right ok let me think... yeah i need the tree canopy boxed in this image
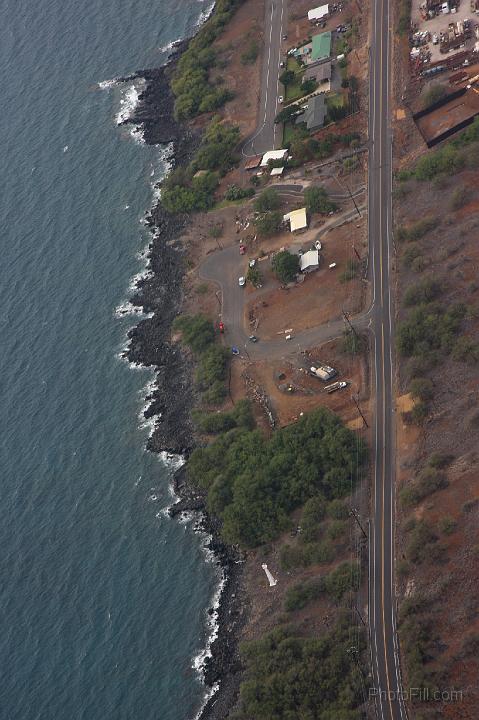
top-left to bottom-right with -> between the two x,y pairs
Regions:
254,210 -> 282,237
234,618 -> 366,720
272,250 -> 299,283
254,188 -> 281,212
304,186 -> 338,215
188,407 -> 366,546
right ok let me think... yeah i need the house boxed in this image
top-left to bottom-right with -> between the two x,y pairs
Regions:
303,59 -> 331,86
283,208 -> 308,232
308,4 -> 329,22
244,154 -> 262,170
260,149 -> 288,167
310,31 -> 332,64
295,95 -> 327,131
300,249 -> 320,273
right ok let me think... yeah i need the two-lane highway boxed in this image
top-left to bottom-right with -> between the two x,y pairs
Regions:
242,0 -> 287,156
368,0 -> 406,717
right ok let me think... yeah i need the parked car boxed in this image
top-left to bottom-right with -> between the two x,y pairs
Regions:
239,244 -> 246,255
249,258 -> 256,267
282,33 -> 287,40
280,61 -> 285,68
249,335 -> 258,343
314,240 -> 322,250
238,276 -> 246,286
278,95 -> 284,103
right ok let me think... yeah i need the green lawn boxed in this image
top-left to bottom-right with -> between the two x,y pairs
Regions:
326,93 -> 346,110
284,56 -> 304,102
283,121 -> 297,146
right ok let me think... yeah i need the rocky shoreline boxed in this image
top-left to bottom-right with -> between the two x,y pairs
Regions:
122,41 -> 246,720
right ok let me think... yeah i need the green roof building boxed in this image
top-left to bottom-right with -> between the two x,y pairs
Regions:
311,31 -> 331,62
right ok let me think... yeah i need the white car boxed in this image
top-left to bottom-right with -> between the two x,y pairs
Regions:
249,258 -> 256,267
314,240 -> 322,250
278,95 -> 284,104
238,276 -> 246,287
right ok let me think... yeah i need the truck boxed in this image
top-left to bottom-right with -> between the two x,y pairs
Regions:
324,381 -> 348,393
310,365 -> 337,381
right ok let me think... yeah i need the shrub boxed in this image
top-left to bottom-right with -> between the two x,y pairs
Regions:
300,495 -> 327,543
254,188 -> 280,212
196,400 -> 255,434
328,499 -> 349,520
449,185 -> 468,211
324,562 -> 359,602
342,329 -> 366,356
272,250 -> 300,283
327,519 -> 346,540
340,259 -> 359,282
452,336 -> 479,363
284,578 -> 325,611
439,515 -> 457,535
224,184 -> 255,201
397,302 -> 466,358
174,314 -> 215,353
208,223 -> 223,238
191,117 -> 241,175
403,277 -> 441,307
240,38 -> 259,65
428,452 -> 454,469
237,619 -> 365,720
406,520 -> 439,563
196,345 -> 229,389
402,243 -> 422,269
246,266 -> 262,286
409,377 -> 434,403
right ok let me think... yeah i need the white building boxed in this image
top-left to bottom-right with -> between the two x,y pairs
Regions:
283,208 -> 308,232
260,149 -> 288,167
300,249 -> 320,273
308,4 -> 329,22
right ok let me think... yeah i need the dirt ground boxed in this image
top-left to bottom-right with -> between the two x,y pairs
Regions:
244,215 -> 367,339
393,163 -> 479,717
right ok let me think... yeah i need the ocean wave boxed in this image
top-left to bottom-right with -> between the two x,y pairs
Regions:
159,38 -> 182,56
97,77 -> 120,90
114,300 -> 153,319
192,565 -> 226,676
116,79 -> 145,125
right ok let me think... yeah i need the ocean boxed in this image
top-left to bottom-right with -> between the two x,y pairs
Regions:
0,1 -> 219,719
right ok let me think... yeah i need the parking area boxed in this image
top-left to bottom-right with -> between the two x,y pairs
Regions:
411,0 -> 479,64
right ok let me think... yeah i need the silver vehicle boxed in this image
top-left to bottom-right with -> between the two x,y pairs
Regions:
238,276 -> 246,287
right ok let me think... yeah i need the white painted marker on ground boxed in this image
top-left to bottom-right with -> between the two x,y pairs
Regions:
262,563 -> 277,587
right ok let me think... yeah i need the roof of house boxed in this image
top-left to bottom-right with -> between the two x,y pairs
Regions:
308,4 -> 329,20
295,94 -> 326,131
300,249 -> 320,271
270,166 -> 285,176
283,208 -> 308,232
311,31 -> 331,61
303,60 -> 331,83
260,149 -> 288,167
244,154 -> 262,170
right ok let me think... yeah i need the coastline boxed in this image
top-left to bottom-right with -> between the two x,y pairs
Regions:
121,35 -> 247,720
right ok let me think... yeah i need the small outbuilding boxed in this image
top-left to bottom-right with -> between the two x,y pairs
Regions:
270,166 -> 285,176
244,154 -> 262,170
300,249 -> 320,273
283,208 -> 308,233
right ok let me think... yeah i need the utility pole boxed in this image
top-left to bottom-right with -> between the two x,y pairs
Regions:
349,508 -> 368,541
353,605 -> 367,627
215,290 -> 222,308
342,310 -> 357,337
352,244 -> 362,262
351,394 -> 369,428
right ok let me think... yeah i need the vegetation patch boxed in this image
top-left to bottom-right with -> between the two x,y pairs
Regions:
188,407 -> 366,546
234,618 -> 366,720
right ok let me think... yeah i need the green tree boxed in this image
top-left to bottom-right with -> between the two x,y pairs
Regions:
254,188 -> 280,212
272,250 -> 299,283
279,69 -> 296,86
254,210 -> 282,237
304,186 -> 338,214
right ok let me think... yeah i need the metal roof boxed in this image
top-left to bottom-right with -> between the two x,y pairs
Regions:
300,249 -> 319,271
283,208 -> 308,232
311,31 -> 331,61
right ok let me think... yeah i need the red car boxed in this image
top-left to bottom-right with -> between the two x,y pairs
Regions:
218,322 -> 225,334
239,244 -> 246,255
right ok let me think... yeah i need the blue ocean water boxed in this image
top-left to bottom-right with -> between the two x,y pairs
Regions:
0,1 -> 218,719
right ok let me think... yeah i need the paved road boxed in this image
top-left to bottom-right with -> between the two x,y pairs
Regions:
242,0 -> 287,156
368,0 -> 407,717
